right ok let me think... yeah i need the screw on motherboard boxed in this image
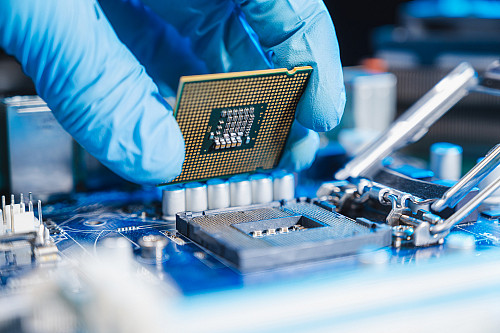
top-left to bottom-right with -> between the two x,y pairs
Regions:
139,235 -> 168,261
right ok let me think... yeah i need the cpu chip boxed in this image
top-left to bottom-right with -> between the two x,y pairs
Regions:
166,67 -> 312,184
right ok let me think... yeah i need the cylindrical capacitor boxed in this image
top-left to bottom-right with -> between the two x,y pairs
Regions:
250,174 -> 273,204
102,237 -> 134,264
272,171 -> 295,201
185,182 -> 208,212
207,179 -> 230,210
229,176 -> 252,207
430,142 -> 463,181
162,185 -> 185,218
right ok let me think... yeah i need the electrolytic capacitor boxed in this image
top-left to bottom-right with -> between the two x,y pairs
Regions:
229,176 -> 252,207
207,179 -> 230,209
430,142 -> 463,181
162,185 -> 186,219
250,174 -> 273,204
272,171 -> 295,201
185,182 -> 208,212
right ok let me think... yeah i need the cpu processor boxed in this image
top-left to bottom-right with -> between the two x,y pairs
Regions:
166,67 -> 312,184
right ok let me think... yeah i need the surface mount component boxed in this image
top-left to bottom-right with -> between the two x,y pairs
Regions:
176,199 -> 391,271
166,67 -> 312,184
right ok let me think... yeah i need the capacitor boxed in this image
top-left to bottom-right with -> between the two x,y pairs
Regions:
162,185 -> 186,218
229,176 -> 252,207
250,174 -> 273,204
101,237 -> 134,264
185,182 -> 208,212
430,142 -> 463,181
207,179 -> 230,209
272,171 -> 295,201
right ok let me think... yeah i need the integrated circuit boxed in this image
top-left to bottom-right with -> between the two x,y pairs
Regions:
176,199 -> 392,271
201,104 -> 264,154
166,67 -> 312,184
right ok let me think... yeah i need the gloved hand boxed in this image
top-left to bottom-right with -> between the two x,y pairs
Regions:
279,122 -> 321,172
0,0 -> 345,185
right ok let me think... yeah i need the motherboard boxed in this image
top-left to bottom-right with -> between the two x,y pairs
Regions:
2,63 -> 500,332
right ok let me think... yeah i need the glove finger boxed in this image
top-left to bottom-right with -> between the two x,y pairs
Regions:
98,0 -> 208,96
0,0 -> 184,184
279,121 -> 320,172
139,0 -> 272,73
237,0 -> 346,132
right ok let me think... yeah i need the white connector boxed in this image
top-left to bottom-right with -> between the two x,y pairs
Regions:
1,193 -> 41,235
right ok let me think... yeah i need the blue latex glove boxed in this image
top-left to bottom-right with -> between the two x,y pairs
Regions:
0,0 -> 345,184
279,122 -> 321,171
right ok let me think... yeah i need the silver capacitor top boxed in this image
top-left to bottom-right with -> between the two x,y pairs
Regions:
229,176 -> 252,207
207,179 -> 230,209
162,185 -> 186,219
185,182 -> 208,212
250,174 -> 273,204
430,142 -> 463,181
272,171 -> 295,201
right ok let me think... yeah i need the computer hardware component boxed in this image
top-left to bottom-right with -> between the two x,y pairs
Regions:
184,183 -> 208,212
162,173 -> 296,218
138,234 -> 168,261
206,179 -> 230,210
176,199 -> 392,271
229,175 -> 252,206
0,96 -> 129,197
272,171 -> 295,201
162,185 -> 185,219
318,145 -> 500,247
250,174 -> 273,204
0,96 -> 74,197
430,142 -> 463,181
166,67 -> 312,184
336,61 -> 500,182
0,193 -> 57,265
335,62 -> 478,181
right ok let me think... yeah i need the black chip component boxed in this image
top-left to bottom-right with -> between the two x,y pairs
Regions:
481,210 -> 500,220
176,199 -> 392,271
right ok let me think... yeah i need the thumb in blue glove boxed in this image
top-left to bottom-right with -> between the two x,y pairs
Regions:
236,0 -> 346,132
